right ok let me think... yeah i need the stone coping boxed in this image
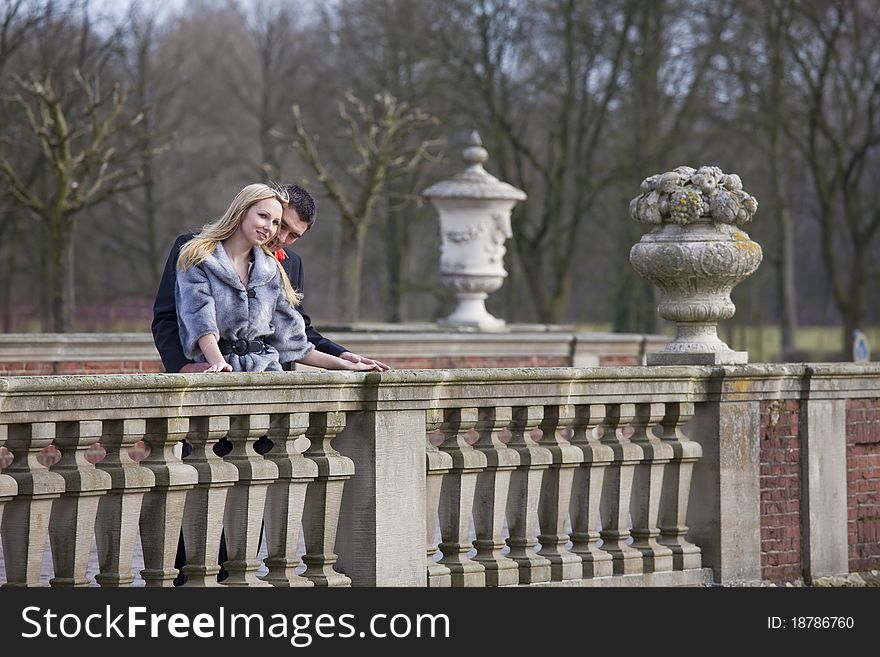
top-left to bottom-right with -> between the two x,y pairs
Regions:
0,329 -> 670,362
1,363 -> 878,424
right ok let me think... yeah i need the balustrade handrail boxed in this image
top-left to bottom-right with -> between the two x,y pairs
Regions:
1,363 -> 878,588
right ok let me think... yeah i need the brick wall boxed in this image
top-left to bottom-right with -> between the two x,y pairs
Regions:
598,355 -> 641,367
846,398 -> 880,573
759,399 -> 803,582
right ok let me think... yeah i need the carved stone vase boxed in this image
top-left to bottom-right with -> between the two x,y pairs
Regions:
628,166 -> 763,365
421,131 -> 526,331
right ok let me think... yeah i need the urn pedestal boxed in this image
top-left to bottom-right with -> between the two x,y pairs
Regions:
422,132 -> 526,332
628,166 -> 762,366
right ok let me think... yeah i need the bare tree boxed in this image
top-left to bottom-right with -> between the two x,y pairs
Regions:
784,1 -> 880,354
762,0 -> 799,353
290,90 -> 439,320
430,0 -> 637,324
0,72 -> 142,331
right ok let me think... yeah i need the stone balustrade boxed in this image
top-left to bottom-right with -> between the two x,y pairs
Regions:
0,363 -> 878,587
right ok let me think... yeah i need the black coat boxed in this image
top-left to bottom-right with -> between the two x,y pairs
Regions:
152,233 -> 346,373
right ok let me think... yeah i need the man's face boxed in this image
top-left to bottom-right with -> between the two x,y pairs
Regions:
270,208 -> 310,249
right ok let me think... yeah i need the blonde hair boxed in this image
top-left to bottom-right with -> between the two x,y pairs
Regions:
177,183 -> 302,306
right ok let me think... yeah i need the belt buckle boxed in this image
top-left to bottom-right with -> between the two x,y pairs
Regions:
232,338 -> 250,355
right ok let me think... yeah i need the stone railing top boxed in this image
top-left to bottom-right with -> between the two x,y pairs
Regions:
421,131 -> 526,201
0,332 -> 160,361
630,165 -> 758,226
1,364 -> 879,425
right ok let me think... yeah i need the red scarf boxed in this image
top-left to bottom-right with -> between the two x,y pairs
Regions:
274,248 -> 287,262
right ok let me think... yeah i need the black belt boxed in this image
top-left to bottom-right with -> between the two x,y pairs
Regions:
217,337 -> 268,356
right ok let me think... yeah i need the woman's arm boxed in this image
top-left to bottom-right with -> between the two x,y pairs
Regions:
197,334 -> 232,372
297,349 -> 381,371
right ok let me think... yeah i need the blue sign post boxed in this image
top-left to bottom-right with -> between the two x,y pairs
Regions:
853,330 -> 870,364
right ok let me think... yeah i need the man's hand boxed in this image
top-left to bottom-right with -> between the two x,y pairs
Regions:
179,362 -> 211,373
339,351 -> 391,371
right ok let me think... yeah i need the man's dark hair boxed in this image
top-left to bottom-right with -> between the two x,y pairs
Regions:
280,183 -> 317,225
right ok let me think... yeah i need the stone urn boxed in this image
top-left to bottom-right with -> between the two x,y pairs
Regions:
421,131 -> 526,331
629,166 -> 763,365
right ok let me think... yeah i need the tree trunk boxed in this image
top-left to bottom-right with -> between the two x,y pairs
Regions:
767,3 -> 798,353
841,251 -> 866,359
61,218 -> 76,332
338,220 -> 366,322
770,135 -> 798,353
385,206 -> 405,323
47,216 -> 64,332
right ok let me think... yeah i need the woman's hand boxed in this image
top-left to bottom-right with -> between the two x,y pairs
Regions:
205,361 -> 232,373
343,359 -> 382,372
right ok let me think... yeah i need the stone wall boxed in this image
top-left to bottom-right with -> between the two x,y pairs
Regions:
0,329 -> 666,374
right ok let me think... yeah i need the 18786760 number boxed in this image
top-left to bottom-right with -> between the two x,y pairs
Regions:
768,616 -> 854,629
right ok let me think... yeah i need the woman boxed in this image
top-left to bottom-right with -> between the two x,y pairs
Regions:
175,183 -> 378,373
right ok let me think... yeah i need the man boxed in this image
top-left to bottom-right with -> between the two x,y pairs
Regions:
152,182 -> 388,585
152,183 -> 390,373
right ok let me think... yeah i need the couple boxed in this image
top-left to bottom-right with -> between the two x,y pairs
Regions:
152,182 -> 388,374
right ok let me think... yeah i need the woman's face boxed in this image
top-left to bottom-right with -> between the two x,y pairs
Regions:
238,198 -> 283,247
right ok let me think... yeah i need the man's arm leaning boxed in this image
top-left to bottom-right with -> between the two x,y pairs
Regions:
152,234 -> 197,373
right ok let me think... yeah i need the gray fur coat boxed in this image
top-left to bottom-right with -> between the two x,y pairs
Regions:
175,243 -> 314,371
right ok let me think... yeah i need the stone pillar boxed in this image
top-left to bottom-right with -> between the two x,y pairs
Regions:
421,131 -> 526,331
0,423 -> 65,586
800,368 -> 849,579
628,403 -> 674,573
0,428 -> 16,555
335,408 -> 425,586
689,392 -> 762,585
425,410 -> 453,587
629,166 -> 762,365
139,417 -> 198,587
180,415 -> 238,587
301,411 -> 353,587
657,402 -> 703,570
536,404 -> 583,581
568,404 -> 614,578
505,406 -> 552,584
221,414 -> 277,587
471,406 -> 520,586
94,419 -> 155,587
598,404 -> 645,575
262,412 -> 318,587
48,420 -> 112,586
435,407 -> 487,587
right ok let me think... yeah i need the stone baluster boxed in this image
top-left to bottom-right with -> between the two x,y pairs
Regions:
0,428 -> 19,563
629,403 -> 674,573
436,407 -> 487,587
536,404 -> 583,581
0,423 -> 65,586
48,421 -> 112,586
301,411 -> 353,586
598,404 -> 645,575
425,409 -> 453,587
569,404 -> 615,578
262,412 -> 318,587
180,416 -> 238,586
94,419 -> 155,587
471,406 -> 519,586
138,417 -> 198,587
221,414 -> 277,587
657,402 -> 703,570
505,406 -> 552,584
